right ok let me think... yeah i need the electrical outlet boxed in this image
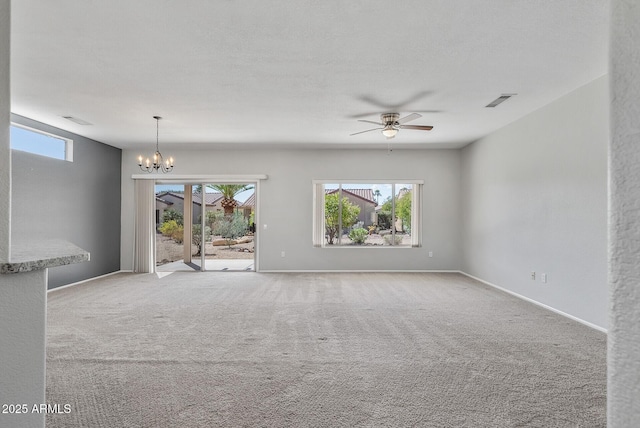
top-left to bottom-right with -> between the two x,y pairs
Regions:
428,251 -> 433,258
541,273 -> 547,283
281,251 -> 285,258
531,271 -> 536,280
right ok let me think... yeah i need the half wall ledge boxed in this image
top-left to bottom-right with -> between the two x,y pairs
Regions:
1,240 -> 90,274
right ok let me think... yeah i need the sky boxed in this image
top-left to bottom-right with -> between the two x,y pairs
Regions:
10,125 -> 67,160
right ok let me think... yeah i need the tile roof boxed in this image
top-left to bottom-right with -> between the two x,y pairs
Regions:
240,193 -> 255,208
325,188 -> 376,204
192,192 -> 223,206
156,191 -> 223,206
155,196 -> 174,205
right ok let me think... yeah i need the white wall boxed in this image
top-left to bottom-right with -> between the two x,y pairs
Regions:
0,0 -> 10,261
609,0 -> 640,424
121,149 -> 462,272
460,76 -> 609,329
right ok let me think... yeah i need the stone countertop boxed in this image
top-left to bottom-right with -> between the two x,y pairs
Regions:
1,240 -> 90,274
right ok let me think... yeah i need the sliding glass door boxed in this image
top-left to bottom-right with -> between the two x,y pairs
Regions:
154,181 -> 256,272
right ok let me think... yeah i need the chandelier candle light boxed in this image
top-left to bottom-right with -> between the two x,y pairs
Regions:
138,116 -> 174,173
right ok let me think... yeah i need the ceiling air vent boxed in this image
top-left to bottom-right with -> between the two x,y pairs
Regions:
62,116 -> 92,125
485,94 -> 516,108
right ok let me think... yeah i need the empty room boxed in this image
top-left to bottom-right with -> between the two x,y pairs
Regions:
1,1 -> 639,427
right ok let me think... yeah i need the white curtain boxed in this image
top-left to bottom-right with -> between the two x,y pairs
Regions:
134,179 -> 155,273
312,183 -> 325,247
411,184 -> 422,247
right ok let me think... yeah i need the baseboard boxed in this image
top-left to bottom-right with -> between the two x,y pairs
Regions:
47,270 -> 126,293
459,271 -> 607,333
258,270 -> 461,273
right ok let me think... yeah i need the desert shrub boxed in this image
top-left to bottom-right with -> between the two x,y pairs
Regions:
162,209 -> 184,225
383,234 -> 404,246
377,211 -> 392,230
213,212 -> 248,247
170,225 -> 184,244
348,227 -> 368,245
203,210 -> 224,230
159,220 -> 180,237
192,224 -> 212,256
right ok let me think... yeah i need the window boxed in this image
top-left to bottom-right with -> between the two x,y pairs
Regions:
313,181 -> 422,247
10,124 -> 73,161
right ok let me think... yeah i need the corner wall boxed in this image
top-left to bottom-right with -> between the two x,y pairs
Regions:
0,0 -> 10,262
11,115 -> 122,288
121,148 -> 462,272
609,0 -> 640,424
460,76 -> 609,329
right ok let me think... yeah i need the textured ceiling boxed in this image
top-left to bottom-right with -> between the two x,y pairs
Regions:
10,1 -> 609,150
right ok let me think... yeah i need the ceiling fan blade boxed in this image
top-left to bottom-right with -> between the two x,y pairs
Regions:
357,119 -> 383,126
399,125 -> 434,131
398,113 -> 422,124
357,91 -> 433,110
358,95 -> 395,110
411,109 -> 442,114
348,112 -> 385,119
350,128 -> 382,136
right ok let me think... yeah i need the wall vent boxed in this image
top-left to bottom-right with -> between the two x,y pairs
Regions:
485,94 -> 517,108
63,116 -> 92,125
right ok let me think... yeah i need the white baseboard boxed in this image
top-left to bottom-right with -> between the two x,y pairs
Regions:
258,270 -> 460,273
47,270 -> 126,293
459,271 -> 607,333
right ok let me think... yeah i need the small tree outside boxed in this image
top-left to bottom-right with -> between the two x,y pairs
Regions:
378,197 -> 393,230
378,192 -> 411,232
325,193 -> 360,245
192,224 -> 212,256
395,190 -> 412,232
373,189 -> 382,205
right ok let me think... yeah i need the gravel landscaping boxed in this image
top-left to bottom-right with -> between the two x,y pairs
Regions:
156,234 -> 254,265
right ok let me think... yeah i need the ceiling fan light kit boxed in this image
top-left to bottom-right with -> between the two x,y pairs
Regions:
351,112 -> 433,139
382,126 -> 398,138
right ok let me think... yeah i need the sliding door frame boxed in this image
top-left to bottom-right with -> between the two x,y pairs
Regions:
134,174 -> 267,272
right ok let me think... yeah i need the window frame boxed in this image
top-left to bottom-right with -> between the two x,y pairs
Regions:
10,123 -> 73,162
312,180 -> 423,248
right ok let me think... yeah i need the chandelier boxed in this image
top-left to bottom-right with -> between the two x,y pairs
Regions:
138,116 -> 174,173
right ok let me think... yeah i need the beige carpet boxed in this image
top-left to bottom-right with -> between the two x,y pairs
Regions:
45,272 -> 606,427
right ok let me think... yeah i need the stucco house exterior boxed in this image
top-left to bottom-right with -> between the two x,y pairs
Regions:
156,191 -> 225,225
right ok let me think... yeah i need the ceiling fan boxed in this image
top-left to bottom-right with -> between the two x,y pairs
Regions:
350,113 -> 433,139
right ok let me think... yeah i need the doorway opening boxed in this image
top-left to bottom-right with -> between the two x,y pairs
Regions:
154,182 -> 256,272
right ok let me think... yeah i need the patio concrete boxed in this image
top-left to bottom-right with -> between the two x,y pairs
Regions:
156,258 -> 254,272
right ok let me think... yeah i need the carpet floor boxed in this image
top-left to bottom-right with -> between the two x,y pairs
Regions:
45,272 -> 606,427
